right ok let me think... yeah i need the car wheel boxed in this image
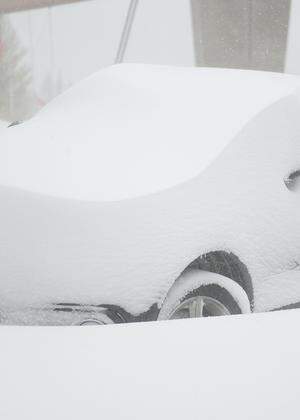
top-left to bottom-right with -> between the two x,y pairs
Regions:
158,269 -> 251,320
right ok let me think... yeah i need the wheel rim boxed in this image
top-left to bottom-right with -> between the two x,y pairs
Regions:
169,296 -> 230,320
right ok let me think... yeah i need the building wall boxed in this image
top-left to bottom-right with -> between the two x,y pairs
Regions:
285,0 -> 300,74
191,0 -> 291,72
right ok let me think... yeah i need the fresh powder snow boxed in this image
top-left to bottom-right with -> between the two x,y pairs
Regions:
0,310 -> 300,419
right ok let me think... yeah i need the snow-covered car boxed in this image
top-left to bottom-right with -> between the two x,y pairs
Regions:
0,64 -> 299,325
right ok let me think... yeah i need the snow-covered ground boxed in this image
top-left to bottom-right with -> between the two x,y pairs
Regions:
0,310 -> 300,419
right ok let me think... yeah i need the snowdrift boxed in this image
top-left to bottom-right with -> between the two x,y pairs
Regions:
0,310 -> 300,419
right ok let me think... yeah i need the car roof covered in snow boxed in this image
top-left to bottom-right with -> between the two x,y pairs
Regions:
0,64 -> 300,202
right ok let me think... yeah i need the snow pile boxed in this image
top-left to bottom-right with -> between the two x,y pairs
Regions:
0,310 -> 300,419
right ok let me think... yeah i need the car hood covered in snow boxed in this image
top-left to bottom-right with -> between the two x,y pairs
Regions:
0,64 -> 300,201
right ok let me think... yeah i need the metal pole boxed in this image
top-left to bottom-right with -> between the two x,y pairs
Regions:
115,0 -> 139,64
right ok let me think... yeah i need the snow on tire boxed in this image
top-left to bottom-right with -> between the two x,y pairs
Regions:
158,270 -> 251,320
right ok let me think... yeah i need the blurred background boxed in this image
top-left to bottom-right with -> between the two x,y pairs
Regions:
0,0 -> 300,125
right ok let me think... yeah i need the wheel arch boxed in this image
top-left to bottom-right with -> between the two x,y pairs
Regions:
173,250 -> 254,311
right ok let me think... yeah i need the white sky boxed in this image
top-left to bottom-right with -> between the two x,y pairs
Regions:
7,0 -> 300,103
9,0 -> 194,100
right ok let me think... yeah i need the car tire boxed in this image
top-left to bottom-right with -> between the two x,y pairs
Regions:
158,269 -> 251,320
